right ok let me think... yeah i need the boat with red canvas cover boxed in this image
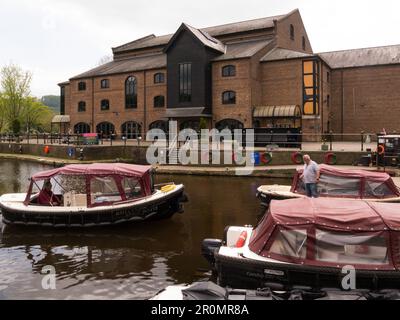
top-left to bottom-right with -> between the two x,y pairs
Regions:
0,163 -> 188,227
257,164 -> 400,208
202,198 -> 400,290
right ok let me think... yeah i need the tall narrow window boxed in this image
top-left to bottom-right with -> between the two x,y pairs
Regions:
179,63 -> 192,103
78,101 -> 86,112
154,73 -> 165,84
222,65 -> 236,77
60,86 -> 65,115
290,24 -> 295,40
303,60 -> 320,115
222,91 -> 236,105
78,81 -> 86,91
154,95 -> 165,108
101,99 -> 110,111
125,76 -> 137,109
327,95 -> 330,108
101,79 -> 109,89
302,36 -> 306,50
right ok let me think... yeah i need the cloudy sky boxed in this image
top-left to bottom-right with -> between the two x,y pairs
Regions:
1,0 -> 399,97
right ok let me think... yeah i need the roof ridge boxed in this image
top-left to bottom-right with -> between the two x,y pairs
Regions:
112,34 -> 156,50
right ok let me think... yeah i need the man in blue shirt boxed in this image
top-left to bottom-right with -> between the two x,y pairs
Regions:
300,155 -> 320,198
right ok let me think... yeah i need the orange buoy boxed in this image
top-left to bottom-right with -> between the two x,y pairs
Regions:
235,231 -> 248,248
44,146 -> 50,154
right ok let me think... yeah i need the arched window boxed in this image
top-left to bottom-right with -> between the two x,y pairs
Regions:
149,120 -> 168,132
302,36 -> 306,50
96,122 -> 115,139
101,79 -> 109,89
101,99 -> 110,111
154,73 -> 165,84
222,65 -> 236,77
222,91 -> 236,105
216,119 -> 244,131
125,76 -> 137,109
78,81 -> 86,91
74,123 -> 91,134
290,24 -> 295,40
154,95 -> 165,108
180,120 -> 200,132
121,121 -> 142,139
78,101 -> 86,112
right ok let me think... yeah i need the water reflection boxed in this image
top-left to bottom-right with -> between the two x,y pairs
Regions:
0,160 -> 291,299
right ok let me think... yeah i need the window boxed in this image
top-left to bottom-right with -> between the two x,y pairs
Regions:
364,181 -> 396,198
60,86 -> 65,115
125,76 -> 137,108
149,120 -> 168,132
101,79 -> 109,89
216,119 -> 244,131
96,122 -> 115,138
303,60 -> 320,115
78,101 -> 86,112
327,95 -> 330,108
154,73 -> 165,84
101,99 -> 110,111
222,65 -> 236,77
290,24 -> 295,40
78,82 -> 86,91
90,176 -> 122,205
269,229 -> 308,259
315,230 -> 389,265
179,63 -> 192,103
302,36 -> 306,50
317,174 -> 361,197
154,95 -> 165,108
121,121 -> 141,139
74,123 -> 90,134
122,177 -> 143,200
222,91 -> 236,105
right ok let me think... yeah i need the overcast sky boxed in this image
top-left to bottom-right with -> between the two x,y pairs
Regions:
1,0 -> 399,97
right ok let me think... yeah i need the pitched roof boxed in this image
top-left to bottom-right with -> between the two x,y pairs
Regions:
113,13 -> 287,54
318,44 -> 400,69
164,23 -> 226,54
70,54 -> 166,80
213,39 -> 273,61
260,47 -> 314,62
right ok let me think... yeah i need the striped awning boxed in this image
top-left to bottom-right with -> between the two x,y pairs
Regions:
254,105 -> 301,118
52,115 -> 71,123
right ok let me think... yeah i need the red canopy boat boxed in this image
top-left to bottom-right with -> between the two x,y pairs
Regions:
257,164 -> 400,208
0,163 -> 188,227
203,198 -> 400,290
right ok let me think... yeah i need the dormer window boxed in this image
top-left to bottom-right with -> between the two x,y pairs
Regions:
78,81 -> 86,91
222,65 -> 236,77
290,24 -> 295,41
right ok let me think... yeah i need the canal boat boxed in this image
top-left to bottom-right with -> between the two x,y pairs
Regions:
257,164 -> 400,208
0,163 -> 188,227
202,198 -> 400,290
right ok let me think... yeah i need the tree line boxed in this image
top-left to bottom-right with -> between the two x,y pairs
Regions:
0,64 -> 55,135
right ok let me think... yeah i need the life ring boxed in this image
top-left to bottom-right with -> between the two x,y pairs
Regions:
377,145 -> 385,155
291,152 -> 303,165
161,184 -> 176,193
260,152 -> 273,165
325,152 -> 337,165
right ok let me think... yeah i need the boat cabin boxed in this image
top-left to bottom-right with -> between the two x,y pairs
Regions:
24,163 -> 155,208
249,198 -> 400,270
291,164 -> 400,199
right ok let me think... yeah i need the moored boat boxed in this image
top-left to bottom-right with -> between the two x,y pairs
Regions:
202,198 -> 400,290
257,164 -> 400,208
0,163 -> 188,228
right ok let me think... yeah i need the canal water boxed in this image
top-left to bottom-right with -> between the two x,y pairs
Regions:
0,160 -> 290,300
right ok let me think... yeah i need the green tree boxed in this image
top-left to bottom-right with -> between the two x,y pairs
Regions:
41,95 -> 60,114
0,64 -> 32,134
22,97 -> 54,133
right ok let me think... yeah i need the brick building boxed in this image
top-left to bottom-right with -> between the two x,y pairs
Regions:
59,9 -> 400,140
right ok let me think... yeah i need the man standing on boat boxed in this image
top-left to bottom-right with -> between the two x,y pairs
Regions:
300,155 -> 320,198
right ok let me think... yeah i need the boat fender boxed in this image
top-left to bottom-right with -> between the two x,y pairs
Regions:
324,152 -> 337,165
235,231 -> 248,248
260,152 -> 273,165
161,184 -> 176,193
291,152 -> 303,164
